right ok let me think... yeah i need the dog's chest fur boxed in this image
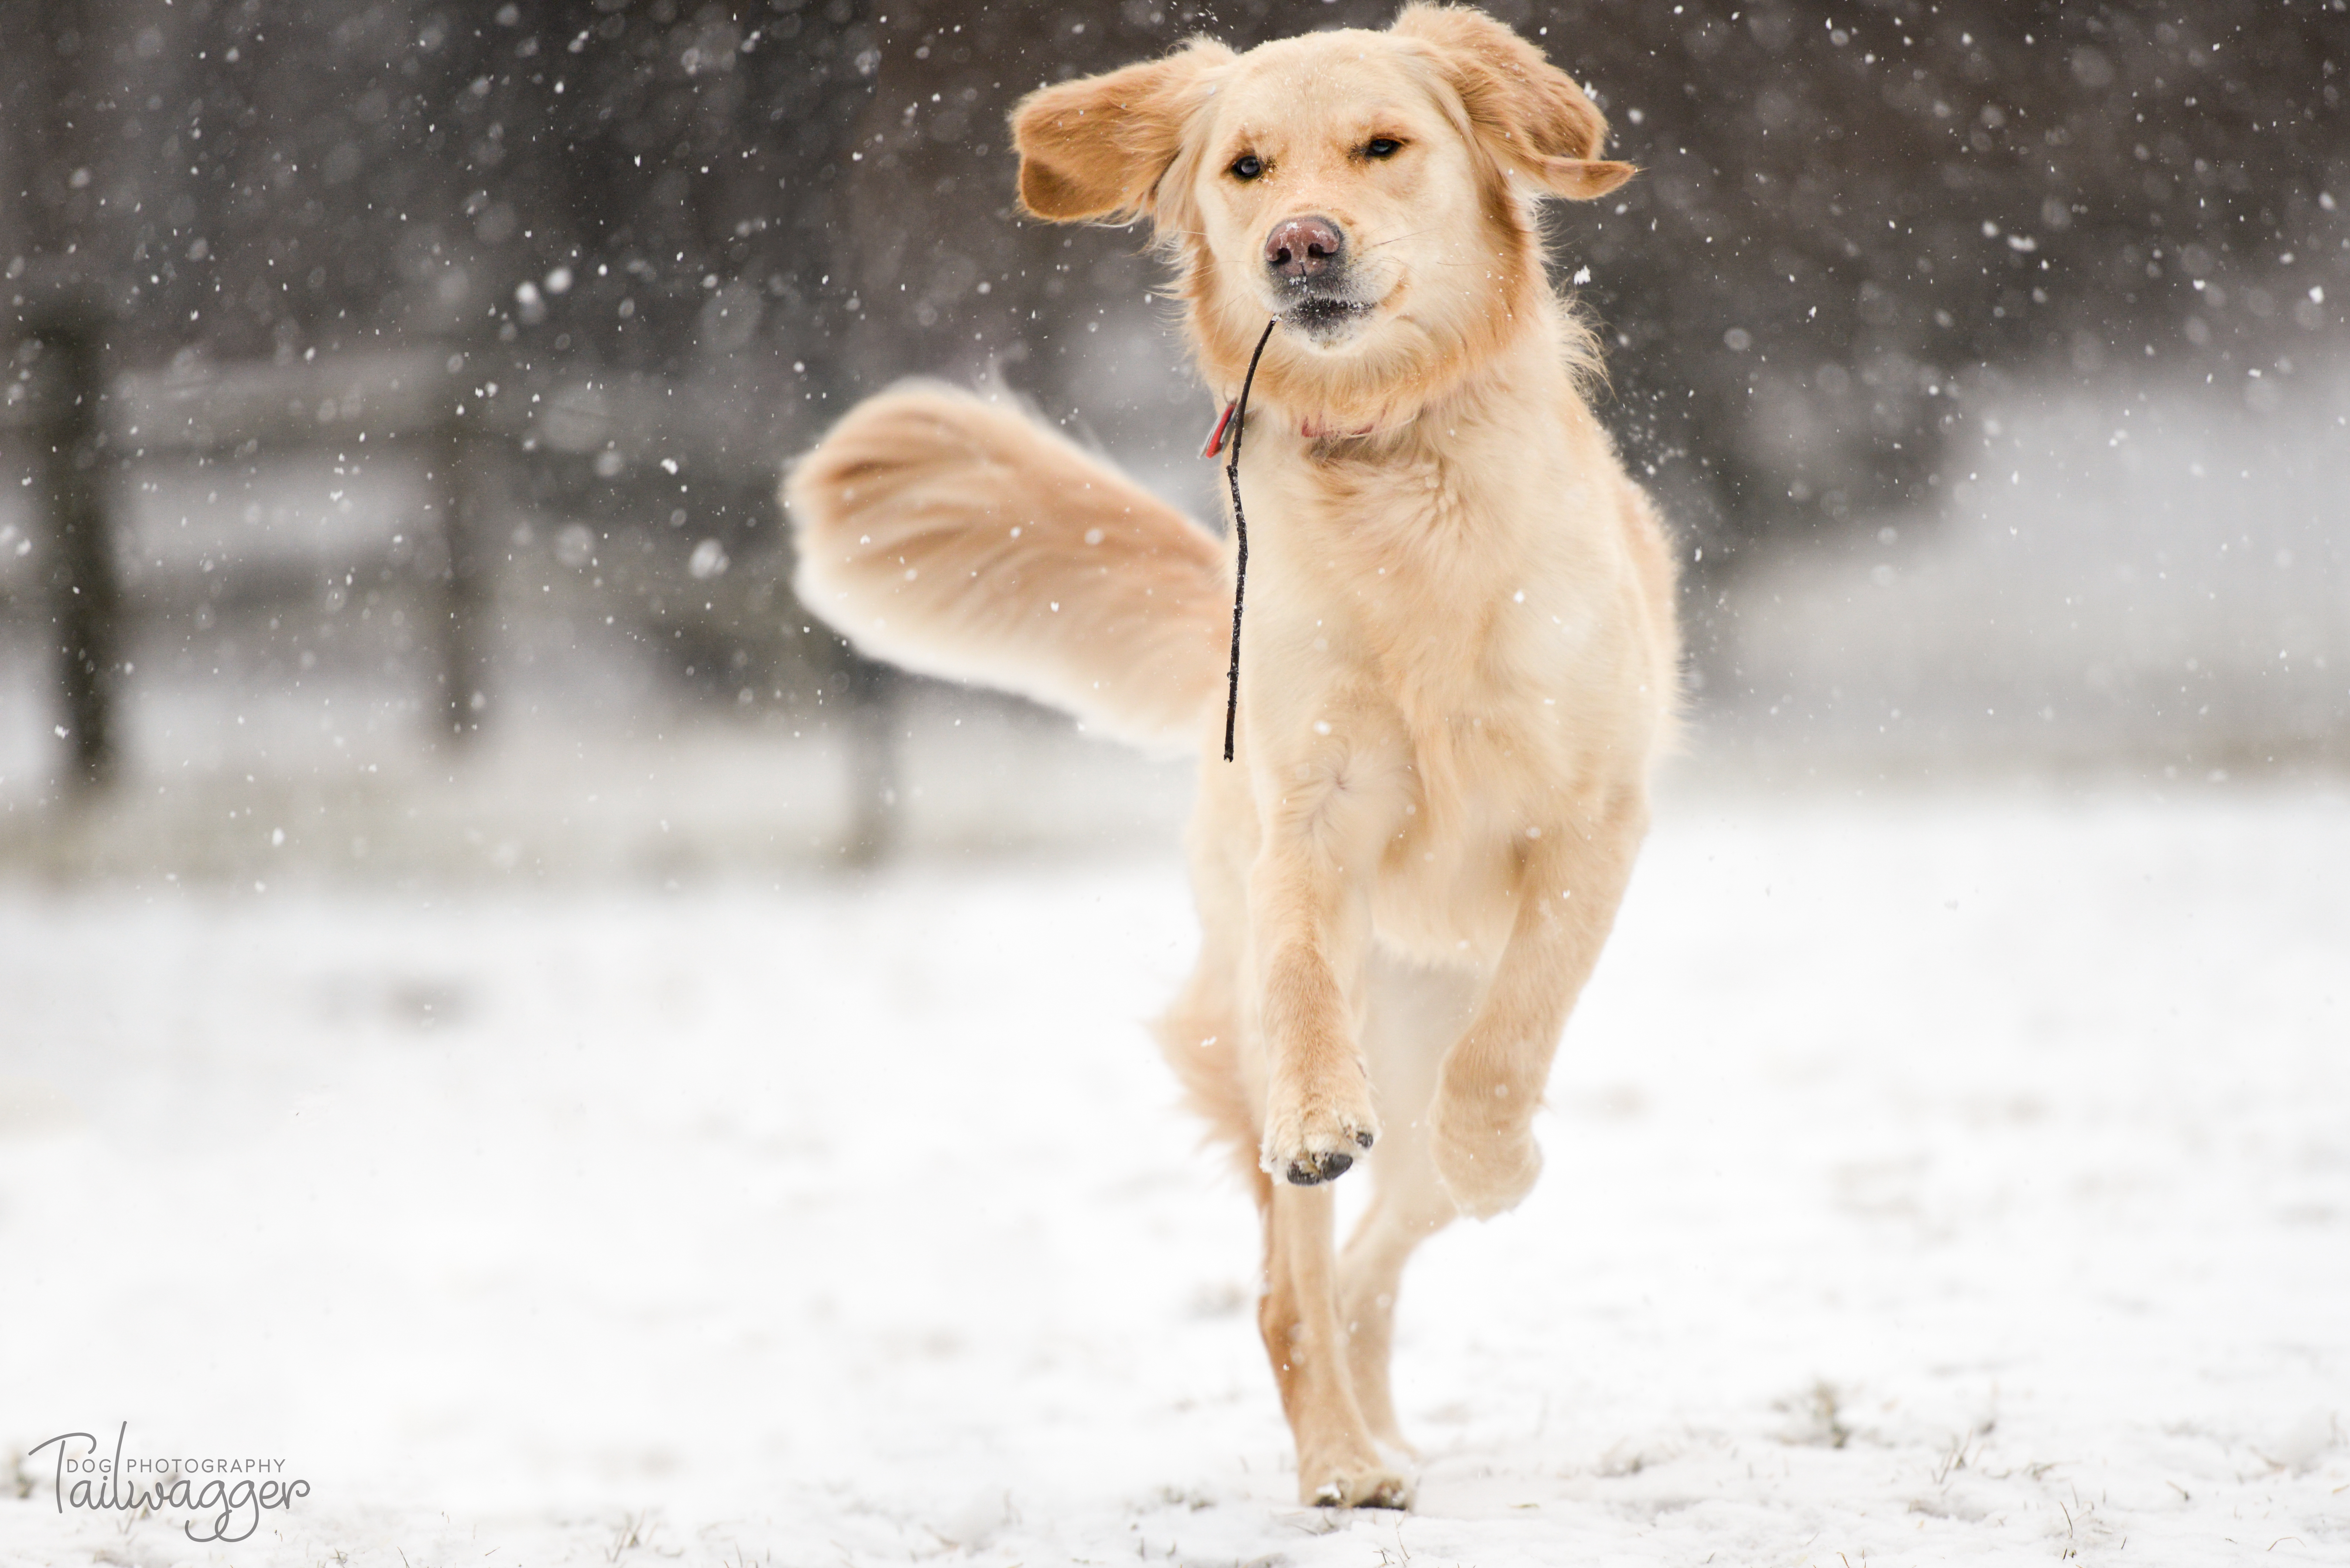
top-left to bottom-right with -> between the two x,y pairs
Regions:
1244,414 -> 1634,963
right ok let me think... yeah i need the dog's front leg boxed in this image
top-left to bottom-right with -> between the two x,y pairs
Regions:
1241,742 -> 1409,1505
1430,789 -> 1650,1218
1248,761 -> 1384,1188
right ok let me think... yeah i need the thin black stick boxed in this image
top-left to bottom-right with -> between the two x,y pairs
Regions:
1222,318 -> 1278,762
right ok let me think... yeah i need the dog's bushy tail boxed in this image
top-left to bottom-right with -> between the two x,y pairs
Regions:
785,382 -> 1228,750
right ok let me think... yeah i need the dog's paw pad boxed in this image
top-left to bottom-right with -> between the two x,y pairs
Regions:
1262,1088 -> 1379,1187
1283,1149 -> 1353,1186
1262,1115 -> 1376,1187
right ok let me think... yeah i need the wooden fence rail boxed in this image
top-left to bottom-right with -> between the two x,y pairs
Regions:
3,332 -> 897,853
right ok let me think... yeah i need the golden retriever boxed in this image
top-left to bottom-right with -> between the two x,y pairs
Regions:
785,3 -> 1678,1509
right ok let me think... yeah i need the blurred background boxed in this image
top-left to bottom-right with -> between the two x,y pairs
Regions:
0,0 -> 2342,875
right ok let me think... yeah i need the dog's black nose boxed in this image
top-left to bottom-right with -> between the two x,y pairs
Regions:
1264,215 -> 1344,282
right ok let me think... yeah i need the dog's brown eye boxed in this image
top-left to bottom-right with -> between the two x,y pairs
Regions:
1365,138 -> 1402,159
1230,153 -> 1264,181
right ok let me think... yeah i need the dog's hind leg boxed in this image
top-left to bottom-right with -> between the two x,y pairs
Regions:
1338,955 -> 1477,1453
1155,783 -> 1263,1186
1260,1178 -> 1413,1508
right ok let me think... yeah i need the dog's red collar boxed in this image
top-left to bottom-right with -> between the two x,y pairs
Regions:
1202,401 -> 1239,459
1202,401 -> 1376,457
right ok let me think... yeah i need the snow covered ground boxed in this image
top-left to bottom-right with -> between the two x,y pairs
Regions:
3,781 -> 2347,1565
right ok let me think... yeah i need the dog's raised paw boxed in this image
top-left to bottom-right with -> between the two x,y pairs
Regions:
1261,1097 -> 1378,1187
1282,1149 -> 1353,1185
1431,1115 -> 1542,1218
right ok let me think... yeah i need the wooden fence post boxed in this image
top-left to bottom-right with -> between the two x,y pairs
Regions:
842,656 -> 901,865
29,302 -> 120,793
434,419 -> 491,747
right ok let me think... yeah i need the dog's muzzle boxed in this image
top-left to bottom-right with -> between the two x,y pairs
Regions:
1264,214 -> 1374,339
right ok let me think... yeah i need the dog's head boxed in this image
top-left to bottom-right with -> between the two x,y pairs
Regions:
1011,4 -> 1633,427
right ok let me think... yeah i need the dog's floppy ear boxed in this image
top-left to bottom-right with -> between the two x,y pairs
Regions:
1012,40 -> 1234,224
1391,3 -> 1635,201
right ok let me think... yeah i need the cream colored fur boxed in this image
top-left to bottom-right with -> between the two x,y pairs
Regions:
785,384 -> 1230,750
787,3 -> 1678,1511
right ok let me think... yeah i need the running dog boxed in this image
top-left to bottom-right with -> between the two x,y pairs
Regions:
786,3 -> 1677,1509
